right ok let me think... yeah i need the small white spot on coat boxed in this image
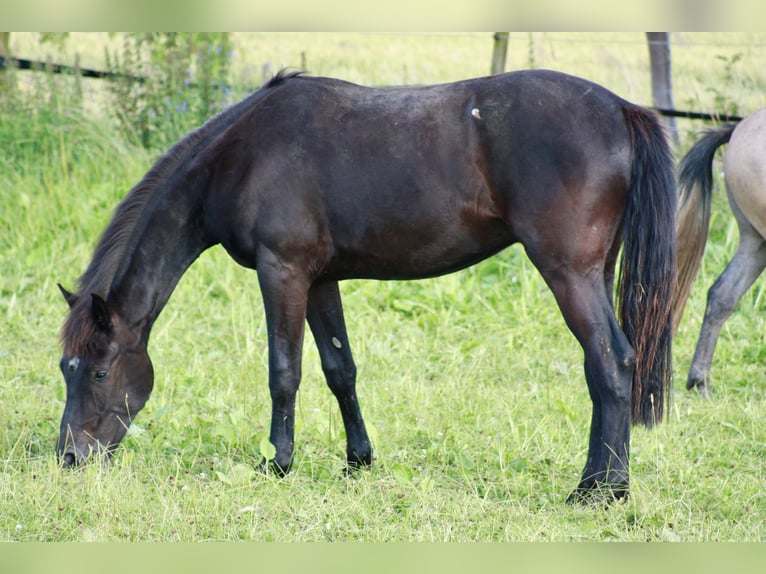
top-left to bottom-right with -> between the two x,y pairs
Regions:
68,357 -> 80,372
332,337 -> 343,349
471,107 -> 482,120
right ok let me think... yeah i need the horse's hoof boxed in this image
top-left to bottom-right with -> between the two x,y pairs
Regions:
565,488 -> 589,505
256,457 -> 291,477
345,450 -> 373,471
343,457 -> 373,477
566,483 -> 628,506
686,375 -> 712,398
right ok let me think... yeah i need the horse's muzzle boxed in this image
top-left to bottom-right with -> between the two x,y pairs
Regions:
57,442 -> 114,468
61,450 -> 78,468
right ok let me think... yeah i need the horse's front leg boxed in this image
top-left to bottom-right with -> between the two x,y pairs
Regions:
306,281 -> 372,471
257,253 -> 310,474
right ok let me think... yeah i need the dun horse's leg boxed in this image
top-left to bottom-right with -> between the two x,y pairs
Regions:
257,254 -> 309,474
306,281 -> 372,470
688,225 -> 766,396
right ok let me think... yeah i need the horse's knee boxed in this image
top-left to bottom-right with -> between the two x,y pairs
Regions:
269,367 -> 301,402
618,345 -> 636,374
323,360 -> 357,396
596,336 -> 635,403
706,282 -> 738,320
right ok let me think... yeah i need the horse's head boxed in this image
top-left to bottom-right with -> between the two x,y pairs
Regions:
57,285 -> 154,466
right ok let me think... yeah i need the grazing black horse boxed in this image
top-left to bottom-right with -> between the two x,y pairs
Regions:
57,69 -> 675,503
674,109 -> 766,397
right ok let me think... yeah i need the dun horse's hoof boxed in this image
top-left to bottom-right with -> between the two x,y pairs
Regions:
686,375 -> 712,398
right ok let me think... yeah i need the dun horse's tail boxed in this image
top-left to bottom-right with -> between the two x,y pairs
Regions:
672,123 -> 738,334
619,106 -> 677,427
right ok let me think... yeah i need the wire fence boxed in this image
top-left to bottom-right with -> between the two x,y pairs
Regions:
0,52 -> 747,125
4,32 -> 764,128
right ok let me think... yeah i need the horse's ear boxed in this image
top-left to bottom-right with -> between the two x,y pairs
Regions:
90,293 -> 113,332
58,283 -> 78,309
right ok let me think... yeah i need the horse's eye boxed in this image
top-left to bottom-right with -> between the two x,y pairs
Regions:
93,370 -> 109,383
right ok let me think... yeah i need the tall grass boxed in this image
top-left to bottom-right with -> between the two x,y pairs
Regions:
1,33 -> 766,541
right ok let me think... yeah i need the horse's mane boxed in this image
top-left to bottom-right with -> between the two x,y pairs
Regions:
62,70 -> 305,353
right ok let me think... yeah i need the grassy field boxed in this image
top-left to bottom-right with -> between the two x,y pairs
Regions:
1,33 -> 766,541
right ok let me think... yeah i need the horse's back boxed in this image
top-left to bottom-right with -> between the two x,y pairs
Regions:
277,69 -> 635,218
725,108 -> 766,238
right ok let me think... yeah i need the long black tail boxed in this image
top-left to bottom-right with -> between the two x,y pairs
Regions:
672,123 -> 738,334
618,106 -> 677,426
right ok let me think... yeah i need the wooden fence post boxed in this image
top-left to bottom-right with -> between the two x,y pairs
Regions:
646,32 -> 679,146
0,32 -> 14,99
491,32 -> 509,75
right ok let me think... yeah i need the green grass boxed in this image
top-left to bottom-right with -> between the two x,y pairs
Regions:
2,33 -> 766,541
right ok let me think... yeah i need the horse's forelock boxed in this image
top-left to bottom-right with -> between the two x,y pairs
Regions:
60,297 -> 101,357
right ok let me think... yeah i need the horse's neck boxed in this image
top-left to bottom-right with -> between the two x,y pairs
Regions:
108,190 -> 211,337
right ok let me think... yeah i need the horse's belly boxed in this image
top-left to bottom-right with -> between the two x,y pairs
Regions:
725,111 -> 766,238
328,219 -> 514,281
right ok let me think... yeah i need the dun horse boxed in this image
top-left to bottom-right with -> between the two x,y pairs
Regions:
57,70 -> 675,503
674,108 -> 766,397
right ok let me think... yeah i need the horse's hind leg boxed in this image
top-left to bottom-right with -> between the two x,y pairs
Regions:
306,281 -> 372,470
688,216 -> 766,396
532,263 -> 634,503
573,244 -> 623,501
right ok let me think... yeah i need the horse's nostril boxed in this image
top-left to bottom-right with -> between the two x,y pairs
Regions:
62,452 -> 76,467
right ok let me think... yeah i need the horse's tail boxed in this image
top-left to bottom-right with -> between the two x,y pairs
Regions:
618,106 -> 677,427
672,123 -> 738,334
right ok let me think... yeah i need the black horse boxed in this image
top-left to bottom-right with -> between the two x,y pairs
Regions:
57,69 -> 675,503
